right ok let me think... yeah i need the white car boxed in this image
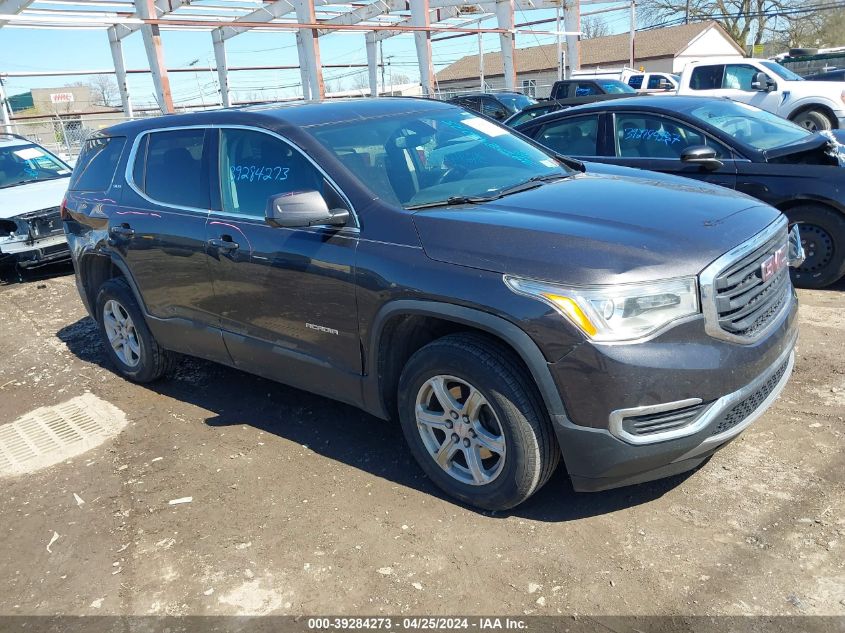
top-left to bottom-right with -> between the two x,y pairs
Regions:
676,57 -> 845,131
0,134 -> 72,273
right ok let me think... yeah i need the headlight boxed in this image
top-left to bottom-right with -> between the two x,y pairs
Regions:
504,275 -> 700,342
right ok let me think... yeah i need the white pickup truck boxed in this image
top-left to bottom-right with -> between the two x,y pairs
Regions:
676,57 -> 845,131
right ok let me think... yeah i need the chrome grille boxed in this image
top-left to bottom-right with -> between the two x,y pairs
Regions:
701,217 -> 792,343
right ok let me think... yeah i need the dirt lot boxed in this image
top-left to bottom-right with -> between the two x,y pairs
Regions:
0,265 -> 843,618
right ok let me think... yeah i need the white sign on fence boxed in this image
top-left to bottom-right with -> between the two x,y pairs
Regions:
49,92 -> 75,104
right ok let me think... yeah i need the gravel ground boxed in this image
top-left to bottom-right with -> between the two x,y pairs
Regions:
0,265 -> 843,618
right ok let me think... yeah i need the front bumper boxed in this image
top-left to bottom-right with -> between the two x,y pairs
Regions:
549,291 -> 798,492
0,233 -> 71,269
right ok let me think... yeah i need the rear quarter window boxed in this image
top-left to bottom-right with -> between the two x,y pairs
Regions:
68,136 -> 126,192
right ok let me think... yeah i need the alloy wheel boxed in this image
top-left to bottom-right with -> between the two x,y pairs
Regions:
102,299 -> 142,368
414,375 -> 506,486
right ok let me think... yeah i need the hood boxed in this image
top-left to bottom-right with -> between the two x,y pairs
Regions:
0,177 -> 70,219
411,170 -> 782,285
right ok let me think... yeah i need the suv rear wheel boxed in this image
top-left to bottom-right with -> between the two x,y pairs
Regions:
790,108 -> 834,131
95,278 -> 174,382
397,333 -> 559,510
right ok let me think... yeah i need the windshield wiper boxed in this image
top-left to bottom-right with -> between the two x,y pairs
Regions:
406,195 -> 495,210
492,171 -> 572,198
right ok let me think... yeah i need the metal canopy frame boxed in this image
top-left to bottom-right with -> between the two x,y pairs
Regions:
0,0 -> 589,119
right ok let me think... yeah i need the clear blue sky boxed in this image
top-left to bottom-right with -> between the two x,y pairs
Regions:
0,2 -> 634,108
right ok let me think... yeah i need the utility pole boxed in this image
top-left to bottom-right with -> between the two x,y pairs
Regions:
685,0 -> 690,24
478,18 -> 485,91
556,6 -> 562,81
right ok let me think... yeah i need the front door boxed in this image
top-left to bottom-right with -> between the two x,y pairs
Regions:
204,127 -> 362,404
607,111 -> 738,190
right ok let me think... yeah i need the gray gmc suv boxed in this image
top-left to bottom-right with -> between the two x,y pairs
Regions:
63,98 -> 803,510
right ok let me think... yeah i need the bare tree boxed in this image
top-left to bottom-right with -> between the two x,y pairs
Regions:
581,16 -> 609,39
638,0 -> 805,47
350,71 -> 369,90
87,74 -> 119,108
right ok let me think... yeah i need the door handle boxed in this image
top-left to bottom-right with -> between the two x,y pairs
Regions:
208,237 -> 239,251
109,224 -> 135,238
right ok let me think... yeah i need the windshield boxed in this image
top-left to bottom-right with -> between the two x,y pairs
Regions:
0,143 -> 71,189
684,100 -> 813,150
495,93 -> 538,113
761,61 -> 804,81
310,109 -> 570,209
597,80 -> 637,94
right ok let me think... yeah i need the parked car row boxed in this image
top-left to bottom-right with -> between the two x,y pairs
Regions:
512,96 -> 845,288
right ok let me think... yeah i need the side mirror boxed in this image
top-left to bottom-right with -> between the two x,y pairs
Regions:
751,72 -> 774,92
680,145 -> 724,171
265,190 -> 349,228
658,80 -> 673,91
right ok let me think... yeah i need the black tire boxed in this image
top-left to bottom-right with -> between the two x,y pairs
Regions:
94,278 -> 174,382
790,108 -> 834,132
787,205 -> 845,289
397,332 -> 560,510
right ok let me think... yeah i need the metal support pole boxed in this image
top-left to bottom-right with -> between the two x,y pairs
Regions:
0,77 -> 12,133
380,40 -> 386,91
495,0 -> 515,90
629,0 -> 636,69
212,30 -> 232,107
295,0 -> 325,100
108,26 -> 133,118
478,19 -> 485,91
563,0 -> 579,78
137,0 -> 174,113
366,33 -> 379,97
410,0 -> 435,97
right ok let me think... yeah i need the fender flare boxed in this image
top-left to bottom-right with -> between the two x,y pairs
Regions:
364,299 -> 568,421
786,101 -> 840,127
77,248 -> 150,318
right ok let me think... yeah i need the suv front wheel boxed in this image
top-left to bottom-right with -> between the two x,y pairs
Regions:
95,278 -> 174,382
397,333 -> 560,510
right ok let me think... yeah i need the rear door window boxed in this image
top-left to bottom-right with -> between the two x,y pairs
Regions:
689,65 -> 725,90
628,75 -> 644,89
132,129 -> 209,209
574,82 -> 600,96
69,136 -> 125,191
534,115 -> 600,156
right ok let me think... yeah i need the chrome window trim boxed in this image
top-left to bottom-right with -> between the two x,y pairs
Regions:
699,214 -> 792,345
123,124 -> 358,228
124,125 -> 213,215
213,125 -> 359,228
608,397 -> 705,445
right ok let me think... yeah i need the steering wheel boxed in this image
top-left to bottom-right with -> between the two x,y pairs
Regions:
437,165 -> 469,184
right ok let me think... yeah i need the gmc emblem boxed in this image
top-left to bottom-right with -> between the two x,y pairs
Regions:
761,245 -> 788,283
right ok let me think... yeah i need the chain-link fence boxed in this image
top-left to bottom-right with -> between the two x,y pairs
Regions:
6,113 -> 144,161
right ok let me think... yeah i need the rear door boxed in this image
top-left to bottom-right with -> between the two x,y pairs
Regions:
203,126 -> 361,402
119,126 -> 229,362
525,113 -> 603,159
